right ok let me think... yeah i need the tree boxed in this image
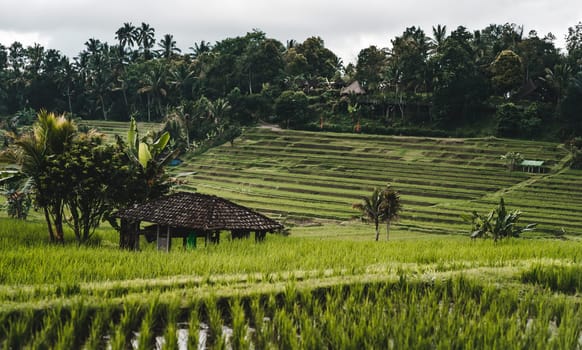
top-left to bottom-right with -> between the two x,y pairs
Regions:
355,46 -> 388,91
500,151 -> 524,172
11,110 -> 76,242
353,187 -> 385,241
431,26 -> 490,125
137,61 -> 168,121
490,50 -> 523,97
539,64 -> 572,105
462,197 -> 536,241
566,22 -> 582,69
379,185 -> 402,240
560,71 -> 582,135
430,24 -> 447,53
59,131 -> 129,243
389,26 -> 431,93
115,22 -> 137,61
157,34 -> 181,59
274,90 -> 309,128
294,37 -> 339,79
353,185 -> 403,241
136,22 -> 156,60
208,98 -> 231,125
189,40 -> 212,58
496,103 -> 523,137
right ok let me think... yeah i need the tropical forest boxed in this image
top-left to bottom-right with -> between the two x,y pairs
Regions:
1,21 -> 582,349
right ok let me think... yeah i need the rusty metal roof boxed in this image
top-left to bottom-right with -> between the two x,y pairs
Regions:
115,192 -> 283,232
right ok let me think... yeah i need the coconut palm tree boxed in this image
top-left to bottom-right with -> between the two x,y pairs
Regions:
157,34 -> 181,59
138,63 -> 167,121
136,22 -> 155,60
189,40 -> 212,59
115,22 -> 137,61
539,64 -> 572,104
353,187 -> 385,241
380,185 -> 402,240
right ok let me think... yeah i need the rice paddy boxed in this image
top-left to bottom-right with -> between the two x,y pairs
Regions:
2,124 -> 582,348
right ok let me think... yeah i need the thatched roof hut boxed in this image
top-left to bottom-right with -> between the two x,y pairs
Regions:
340,81 -> 366,95
115,192 -> 283,250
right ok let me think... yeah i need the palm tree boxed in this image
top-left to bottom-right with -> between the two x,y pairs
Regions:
138,63 -> 167,121
353,188 -> 385,241
189,40 -> 212,59
115,22 -> 136,60
539,64 -> 572,104
431,25 -> 447,54
208,98 -> 231,124
380,185 -> 402,240
157,34 -> 181,59
136,22 -> 155,60
10,111 -> 76,242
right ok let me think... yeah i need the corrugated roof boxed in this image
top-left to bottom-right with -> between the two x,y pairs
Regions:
115,192 -> 283,231
520,160 -> 544,167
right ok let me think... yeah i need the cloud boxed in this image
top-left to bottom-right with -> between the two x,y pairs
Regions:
0,30 -> 51,49
0,0 -> 580,62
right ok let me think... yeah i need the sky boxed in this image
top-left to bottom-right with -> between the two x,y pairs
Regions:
0,0 -> 581,64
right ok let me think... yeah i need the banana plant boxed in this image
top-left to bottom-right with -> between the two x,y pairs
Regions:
462,197 -> 537,241
126,117 -> 175,170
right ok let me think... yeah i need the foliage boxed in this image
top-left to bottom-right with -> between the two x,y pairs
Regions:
353,185 -> 402,241
2,185 -> 32,220
566,136 -> 582,169
274,90 -> 310,128
490,49 -> 523,97
462,197 -> 536,241
559,71 -> 582,136
500,151 -> 524,171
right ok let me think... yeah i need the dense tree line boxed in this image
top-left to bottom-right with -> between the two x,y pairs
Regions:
1,22 -> 582,141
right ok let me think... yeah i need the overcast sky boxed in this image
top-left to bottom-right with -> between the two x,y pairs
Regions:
1,0 -> 581,64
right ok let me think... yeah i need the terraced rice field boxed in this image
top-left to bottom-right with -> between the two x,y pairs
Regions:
169,128 -> 582,236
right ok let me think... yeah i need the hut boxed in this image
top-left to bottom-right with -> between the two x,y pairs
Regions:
519,160 -> 546,173
340,81 -> 366,95
114,192 -> 283,251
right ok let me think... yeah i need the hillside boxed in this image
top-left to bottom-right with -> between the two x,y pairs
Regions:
170,128 -> 582,236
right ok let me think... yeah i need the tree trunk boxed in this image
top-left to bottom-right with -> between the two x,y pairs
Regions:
375,220 -> 380,241
386,221 -> 391,241
100,95 -> 107,120
44,207 -> 56,242
54,205 -> 65,243
147,95 -> 151,122
66,85 -> 73,116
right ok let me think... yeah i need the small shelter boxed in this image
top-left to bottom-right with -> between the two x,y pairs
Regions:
520,160 -> 546,173
340,81 -> 366,95
115,192 -> 283,250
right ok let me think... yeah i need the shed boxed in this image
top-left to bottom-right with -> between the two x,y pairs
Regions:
115,192 -> 283,250
520,160 -> 546,173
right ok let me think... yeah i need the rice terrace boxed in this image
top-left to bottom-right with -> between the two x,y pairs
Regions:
2,18 -> 582,349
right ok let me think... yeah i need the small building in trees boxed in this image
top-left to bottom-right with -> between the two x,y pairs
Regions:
340,81 -> 366,95
114,192 -> 283,251
519,160 -> 546,173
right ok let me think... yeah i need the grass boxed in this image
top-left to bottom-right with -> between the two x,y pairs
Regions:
3,122 -> 582,347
